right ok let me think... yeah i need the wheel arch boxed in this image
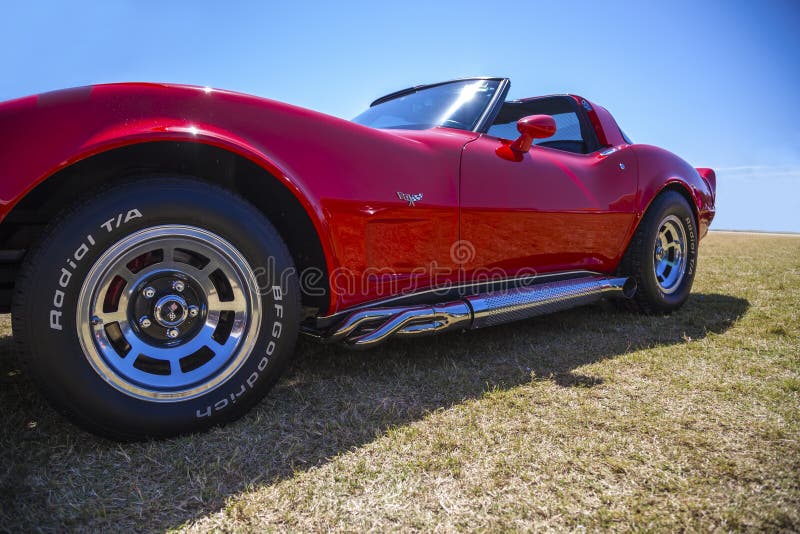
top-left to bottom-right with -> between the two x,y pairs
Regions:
649,180 -> 700,224
0,139 -> 335,314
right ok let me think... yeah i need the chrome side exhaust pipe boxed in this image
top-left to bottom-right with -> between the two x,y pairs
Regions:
327,276 -> 636,349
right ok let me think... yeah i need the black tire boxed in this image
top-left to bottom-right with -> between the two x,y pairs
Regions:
12,177 -> 301,440
616,190 -> 698,314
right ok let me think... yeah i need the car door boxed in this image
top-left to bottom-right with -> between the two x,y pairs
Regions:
459,96 -> 639,280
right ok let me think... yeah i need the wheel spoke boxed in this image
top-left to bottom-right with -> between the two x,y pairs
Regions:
158,245 -> 173,264
209,332 -> 240,355
123,335 -> 149,361
201,257 -> 218,273
95,309 -> 128,325
117,268 -> 136,283
208,293 -> 248,313
168,358 -> 182,376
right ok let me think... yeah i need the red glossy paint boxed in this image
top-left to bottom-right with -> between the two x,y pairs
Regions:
0,82 -> 715,315
633,145 -> 716,239
510,115 -> 556,153
461,134 -> 640,277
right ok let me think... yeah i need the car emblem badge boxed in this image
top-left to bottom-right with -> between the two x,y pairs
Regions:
396,191 -> 423,206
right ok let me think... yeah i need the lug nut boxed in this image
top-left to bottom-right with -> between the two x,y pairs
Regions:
166,328 -> 180,339
139,316 -> 152,328
91,316 -> 103,326
172,280 -> 185,292
143,286 -> 156,298
188,305 -> 199,318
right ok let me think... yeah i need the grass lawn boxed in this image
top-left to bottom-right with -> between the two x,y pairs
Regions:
1,232 -> 798,532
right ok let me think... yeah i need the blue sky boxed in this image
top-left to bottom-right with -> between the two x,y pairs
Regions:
1,0 -> 798,231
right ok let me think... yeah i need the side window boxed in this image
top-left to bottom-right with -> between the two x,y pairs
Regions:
487,97 -> 597,154
486,119 -> 521,141
542,112 -> 582,144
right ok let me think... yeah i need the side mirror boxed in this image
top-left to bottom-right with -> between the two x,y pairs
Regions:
510,114 -> 556,153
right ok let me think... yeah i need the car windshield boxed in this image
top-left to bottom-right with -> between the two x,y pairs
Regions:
352,79 -> 502,131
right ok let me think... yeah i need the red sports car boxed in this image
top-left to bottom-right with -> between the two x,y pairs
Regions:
0,78 -> 716,438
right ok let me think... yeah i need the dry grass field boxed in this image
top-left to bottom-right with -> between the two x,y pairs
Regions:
1,231 -> 798,532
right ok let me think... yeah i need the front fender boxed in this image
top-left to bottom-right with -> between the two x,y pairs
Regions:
0,83 -> 339,283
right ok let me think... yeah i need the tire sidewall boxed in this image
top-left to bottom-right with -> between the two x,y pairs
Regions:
19,177 -> 300,438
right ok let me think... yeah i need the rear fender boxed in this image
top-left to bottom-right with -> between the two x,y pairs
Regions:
629,145 -> 716,242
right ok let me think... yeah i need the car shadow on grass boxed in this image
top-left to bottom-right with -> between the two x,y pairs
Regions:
0,293 -> 748,531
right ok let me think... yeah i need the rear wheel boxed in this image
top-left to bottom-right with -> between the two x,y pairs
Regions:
617,191 -> 698,314
12,177 -> 301,439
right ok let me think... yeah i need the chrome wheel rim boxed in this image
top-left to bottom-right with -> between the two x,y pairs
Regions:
653,215 -> 687,294
76,225 -> 261,402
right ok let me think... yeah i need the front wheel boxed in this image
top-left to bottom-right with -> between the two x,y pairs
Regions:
617,190 -> 698,314
12,177 -> 301,439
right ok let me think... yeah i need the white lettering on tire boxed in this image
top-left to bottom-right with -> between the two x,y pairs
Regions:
100,209 -> 142,233
48,209 -> 142,331
196,283 -> 285,418
685,215 -> 696,276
